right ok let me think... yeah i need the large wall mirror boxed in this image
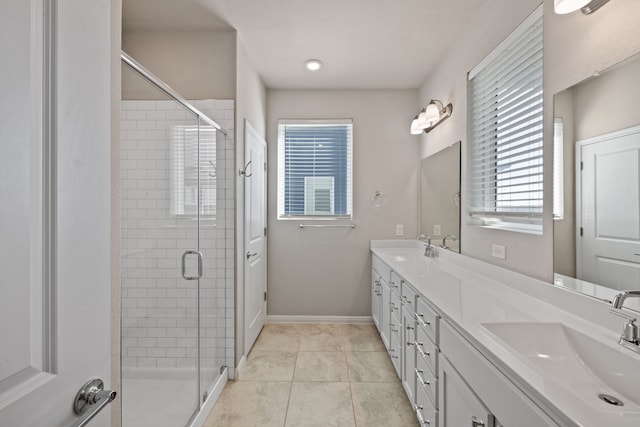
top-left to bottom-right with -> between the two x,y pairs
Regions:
553,53 -> 640,306
420,141 -> 461,252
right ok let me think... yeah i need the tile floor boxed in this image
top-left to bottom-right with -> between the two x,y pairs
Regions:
204,323 -> 418,427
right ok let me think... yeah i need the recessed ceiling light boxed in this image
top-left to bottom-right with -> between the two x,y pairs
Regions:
305,59 -> 323,71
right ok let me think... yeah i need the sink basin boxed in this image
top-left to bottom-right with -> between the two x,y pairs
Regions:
380,249 -> 423,263
481,322 -> 640,411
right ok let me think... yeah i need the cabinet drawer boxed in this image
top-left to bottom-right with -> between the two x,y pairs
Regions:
390,290 -> 402,318
389,271 -> 402,295
416,325 -> 438,376
401,281 -> 417,311
415,296 -> 439,343
416,348 -> 438,409
372,255 -> 391,282
415,382 -> 438,427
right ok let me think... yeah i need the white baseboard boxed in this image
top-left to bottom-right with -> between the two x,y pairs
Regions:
234,354 -> 247,380
188,367 -> 228,427
266,315 -> 373,324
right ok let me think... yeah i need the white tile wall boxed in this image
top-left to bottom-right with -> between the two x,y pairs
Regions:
120,99 -> 235,377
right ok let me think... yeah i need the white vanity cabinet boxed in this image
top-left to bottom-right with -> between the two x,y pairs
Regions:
401,282 -> 417,406
439,321 -> 559,427
371,251 -> 562,427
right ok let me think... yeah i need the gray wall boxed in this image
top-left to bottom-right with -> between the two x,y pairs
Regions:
266,90 -> 419,316
573,56 -> 640,141
122,30 -> 236,99
418,0 -> 640,282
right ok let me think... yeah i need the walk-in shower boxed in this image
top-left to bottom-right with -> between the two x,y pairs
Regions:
120,53 -> 234,427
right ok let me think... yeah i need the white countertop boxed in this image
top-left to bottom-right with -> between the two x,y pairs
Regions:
371,240 -> 640,427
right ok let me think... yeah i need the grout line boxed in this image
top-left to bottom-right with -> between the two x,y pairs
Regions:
282,344 -> 298,426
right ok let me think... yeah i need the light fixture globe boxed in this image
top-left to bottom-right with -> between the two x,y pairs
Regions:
554,0 -> 590,14
410,116 -> 423,135
424,101 -> 441,127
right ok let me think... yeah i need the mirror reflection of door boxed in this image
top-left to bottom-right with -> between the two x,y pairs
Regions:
553,52 -> 640,301
577,126 -> 640,291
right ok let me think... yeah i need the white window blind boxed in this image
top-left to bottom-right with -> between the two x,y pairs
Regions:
468,6 -> 543,233
277,119 -> 353,219
170,125 -> 217,218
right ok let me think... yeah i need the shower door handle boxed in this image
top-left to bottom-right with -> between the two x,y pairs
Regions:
181,250 -> 203,280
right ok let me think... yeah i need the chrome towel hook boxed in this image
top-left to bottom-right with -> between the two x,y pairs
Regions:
239,160 -> 252,178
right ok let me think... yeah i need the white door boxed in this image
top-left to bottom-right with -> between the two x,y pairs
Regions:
244,121 -> 267,353
0,1 -> 112,426
577,125 -> 640,291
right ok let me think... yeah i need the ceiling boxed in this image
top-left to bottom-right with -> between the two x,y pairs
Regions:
123,0 -> 489,90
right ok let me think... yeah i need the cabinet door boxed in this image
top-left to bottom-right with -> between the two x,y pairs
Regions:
389,312 -> 402,377
380,279 -> 391,349
439,356 -> 494,427
402,307 -> 416,405
371,273 -> 381,329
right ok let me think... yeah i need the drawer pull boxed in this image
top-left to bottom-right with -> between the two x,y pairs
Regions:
415,342 -> 431,358
414,367 -> 430,387
415,312 -> 431,327
407,325 -> 414,330
415,405 -> 430,426
407,341 -> 414,346
471,416 -> 485,427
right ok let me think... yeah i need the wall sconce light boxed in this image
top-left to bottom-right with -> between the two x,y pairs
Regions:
410,99 -> 453,134
554,0 -> 609,14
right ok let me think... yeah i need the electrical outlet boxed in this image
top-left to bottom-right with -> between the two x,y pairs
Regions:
491,244 -> 506,260
433,224 -> 441,236
395,224 -> 404,236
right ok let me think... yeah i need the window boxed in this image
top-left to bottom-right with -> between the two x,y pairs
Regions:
170,125 -> 217,218
277,119 -> 353,219
468,6 -> 543,233
553,118 -> 564,220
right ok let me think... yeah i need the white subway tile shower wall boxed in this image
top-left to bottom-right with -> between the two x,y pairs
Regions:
120,99 -> 235,375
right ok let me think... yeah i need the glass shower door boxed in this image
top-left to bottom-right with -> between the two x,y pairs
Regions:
121,61 -> 200,427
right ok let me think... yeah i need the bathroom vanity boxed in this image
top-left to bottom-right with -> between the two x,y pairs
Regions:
371,240 -> 640,427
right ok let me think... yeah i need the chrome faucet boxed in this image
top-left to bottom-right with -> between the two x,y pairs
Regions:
610,290 -> 640,354
442,234 -> 457,250
417,235 -> 437,258
612,290 -> 640,309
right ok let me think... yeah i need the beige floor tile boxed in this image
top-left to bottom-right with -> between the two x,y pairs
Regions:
252,324 -> 300,351
351,382 -> 419,427
240,350 -> 297,381
298,324 -> 345,351
346,351 -> 399,382
285,382 -> 355,427
204,381 -> 291,427
293,351 -> 349,382
341,324 -> 386,351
